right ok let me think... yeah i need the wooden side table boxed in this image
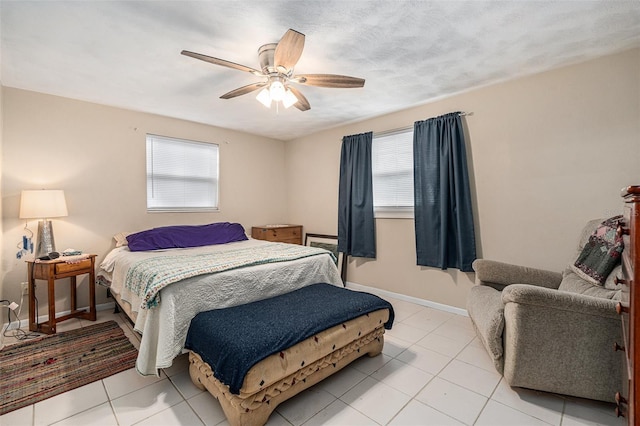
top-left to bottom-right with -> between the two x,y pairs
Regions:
26,254 -> 97,334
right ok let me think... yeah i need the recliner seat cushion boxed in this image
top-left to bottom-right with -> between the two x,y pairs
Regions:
558,268 -> 621,300
467,285 -> 505,373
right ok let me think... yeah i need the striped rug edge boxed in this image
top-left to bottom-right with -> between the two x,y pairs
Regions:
0,320 -> 138,416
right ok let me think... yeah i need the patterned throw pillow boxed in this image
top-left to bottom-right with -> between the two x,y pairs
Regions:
572,215 -> 624,286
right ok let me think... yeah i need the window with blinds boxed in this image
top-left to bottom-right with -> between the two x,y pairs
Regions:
146,134 -> 219,212
372,128 -> 414,218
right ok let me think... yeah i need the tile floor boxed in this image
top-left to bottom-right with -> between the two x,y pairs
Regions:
0,296 -> 625,425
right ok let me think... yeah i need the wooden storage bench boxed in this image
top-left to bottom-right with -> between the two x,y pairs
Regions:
185,284 -> 394,426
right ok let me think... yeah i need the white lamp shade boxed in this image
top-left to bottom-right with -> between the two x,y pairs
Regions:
19,190 -> 68,219
282,89 -> 298,108
269,80 -> 285,101
256,88 -> 272,108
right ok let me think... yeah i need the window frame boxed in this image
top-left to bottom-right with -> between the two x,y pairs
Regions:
145,134 -> 220,213
371,127 -> 415,219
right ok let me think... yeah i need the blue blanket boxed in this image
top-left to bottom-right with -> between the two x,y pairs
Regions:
185,283 -> 394,394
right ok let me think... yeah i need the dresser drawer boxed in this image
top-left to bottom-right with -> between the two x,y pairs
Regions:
251,225 -> 303,245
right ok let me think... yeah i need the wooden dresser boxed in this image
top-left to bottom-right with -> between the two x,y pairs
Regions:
617,185 -> 640,423
251,225 -> 303,245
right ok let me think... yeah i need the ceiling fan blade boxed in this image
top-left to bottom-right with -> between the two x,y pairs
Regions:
220,82 -> 268,99
292,74 -> 365,88
274,29 -> 305,71
181,50 -> 263,76
287,86 -> 310,111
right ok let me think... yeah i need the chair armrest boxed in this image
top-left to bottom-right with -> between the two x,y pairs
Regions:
500,283 -> 622,402
473,259 -> 562,290
502,284 -> 619,319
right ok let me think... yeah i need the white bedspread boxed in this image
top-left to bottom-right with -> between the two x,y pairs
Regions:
98,239 -> 343,375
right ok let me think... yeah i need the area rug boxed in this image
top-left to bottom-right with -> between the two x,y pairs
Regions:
0,320 -> 138,415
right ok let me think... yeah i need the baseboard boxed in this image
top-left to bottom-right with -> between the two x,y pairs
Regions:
3,302 -> 116,331
2,287 -> 467,332
345,281 -> 468,317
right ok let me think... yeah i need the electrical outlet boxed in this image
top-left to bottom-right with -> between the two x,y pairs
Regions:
21,282 -> 29,296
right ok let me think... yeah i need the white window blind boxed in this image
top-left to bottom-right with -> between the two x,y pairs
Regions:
372,128 -> 414,218
146,134 -> 219,212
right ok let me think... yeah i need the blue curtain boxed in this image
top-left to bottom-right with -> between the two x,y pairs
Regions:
338,132 -> 376,258
413,112 -> 475,271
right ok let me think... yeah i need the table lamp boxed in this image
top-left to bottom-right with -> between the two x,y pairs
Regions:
19,190 -> 68,258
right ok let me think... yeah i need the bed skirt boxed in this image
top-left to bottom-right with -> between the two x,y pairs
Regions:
109,288 -> 138,324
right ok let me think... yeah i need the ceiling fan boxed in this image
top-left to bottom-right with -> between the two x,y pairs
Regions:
181,29 -> 365,111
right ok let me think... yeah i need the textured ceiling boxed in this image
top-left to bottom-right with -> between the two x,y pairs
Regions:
2,1 -> 639,141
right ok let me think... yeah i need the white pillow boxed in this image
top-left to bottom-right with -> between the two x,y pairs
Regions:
113,232 -> 130,247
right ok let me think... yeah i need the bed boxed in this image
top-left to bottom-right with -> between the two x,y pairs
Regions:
96,223 -> 343,376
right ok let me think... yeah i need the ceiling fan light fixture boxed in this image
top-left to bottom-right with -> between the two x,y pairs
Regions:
269,80 -> 286,101
183,29 -> 364,112
282,88 -> 298,109
256,88 -> 272,108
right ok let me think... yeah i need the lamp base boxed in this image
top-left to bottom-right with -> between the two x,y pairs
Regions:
35,220 -> 56,259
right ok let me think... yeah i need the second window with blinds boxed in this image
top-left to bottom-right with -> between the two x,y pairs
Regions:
146,134 -> 219,212
372,128 -> 414,218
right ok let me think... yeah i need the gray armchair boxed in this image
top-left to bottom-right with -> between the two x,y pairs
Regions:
467,219 -> 623,402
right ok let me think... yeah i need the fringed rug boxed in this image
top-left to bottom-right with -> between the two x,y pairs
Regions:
0,320 -> 138,415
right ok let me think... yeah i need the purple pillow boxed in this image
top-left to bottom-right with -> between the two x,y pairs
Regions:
127,222 -> 248,252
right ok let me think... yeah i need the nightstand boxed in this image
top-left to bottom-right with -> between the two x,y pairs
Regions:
251,225 -> 303,245
26,254 -> 97,334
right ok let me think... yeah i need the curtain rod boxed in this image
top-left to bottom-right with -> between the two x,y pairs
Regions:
373,111 -> 471,137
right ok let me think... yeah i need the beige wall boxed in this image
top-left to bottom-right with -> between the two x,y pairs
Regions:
1,49 -> 638,322
1,88 -> 287,320
285,48 -> 640,309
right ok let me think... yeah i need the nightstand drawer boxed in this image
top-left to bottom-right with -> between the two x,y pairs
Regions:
251,225 -> 303,245
55,259 -> 92,275
267,227 -> 300,240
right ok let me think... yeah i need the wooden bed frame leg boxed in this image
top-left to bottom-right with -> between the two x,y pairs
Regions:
226,404 -> 274,426
366,336 -> 384,357
107,289 -> 121,313
189,362 -> 206,390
